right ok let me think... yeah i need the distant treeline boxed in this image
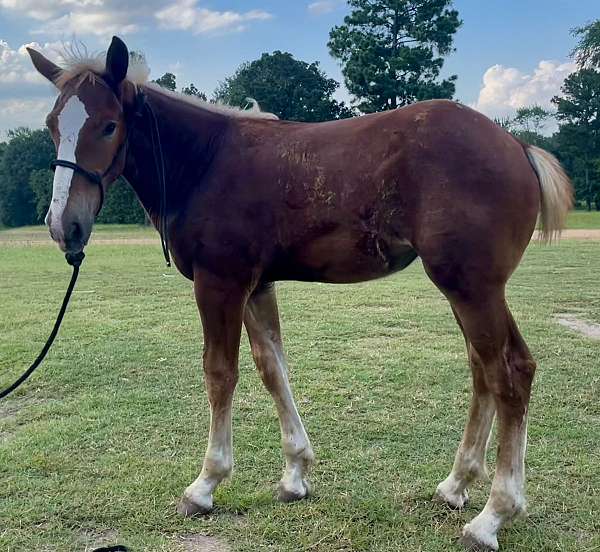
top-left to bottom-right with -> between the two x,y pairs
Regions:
1,4 -> 599,227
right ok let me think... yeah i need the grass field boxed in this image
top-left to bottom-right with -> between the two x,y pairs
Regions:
1,226 -> 599,552
565,210 -> 600,229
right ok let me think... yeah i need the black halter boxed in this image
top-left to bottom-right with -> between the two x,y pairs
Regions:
49,90 -> 171,267
50,159 -> 105,215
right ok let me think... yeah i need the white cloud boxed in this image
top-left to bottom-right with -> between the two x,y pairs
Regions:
0,97 -> 53,138
0,40 -> 69,88
0,1 -> 151,39
0,40 -> 70,137
0,40 -> 43,85
0,0 -> 272,39
33,12 -> 141,37
307,1 -> 342,15
156,0 -> 272,35
472,60 -> 576,121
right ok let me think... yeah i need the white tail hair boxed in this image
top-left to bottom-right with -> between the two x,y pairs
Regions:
525,145 -> 573,243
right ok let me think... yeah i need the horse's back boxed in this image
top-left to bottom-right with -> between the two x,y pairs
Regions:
280,100 -> 539,278
194,100 -> 541,286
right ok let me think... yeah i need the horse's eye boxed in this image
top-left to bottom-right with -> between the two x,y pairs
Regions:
103,122 -> 117,136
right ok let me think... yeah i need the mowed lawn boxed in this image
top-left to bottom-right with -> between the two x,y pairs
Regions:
1,226 -> 599,552
565,210 -> 600,229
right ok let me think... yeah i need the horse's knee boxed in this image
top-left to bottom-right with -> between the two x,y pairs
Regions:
486,353 -> 536,409
203,359 -> 239,400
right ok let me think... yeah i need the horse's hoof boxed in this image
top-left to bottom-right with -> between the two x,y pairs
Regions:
460,525 -> 499,552
176,495 -> 212,517
277,479 -> 310,503
433,486 -> 469,510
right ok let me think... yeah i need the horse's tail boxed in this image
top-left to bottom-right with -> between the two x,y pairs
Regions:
524,145 -> 573,243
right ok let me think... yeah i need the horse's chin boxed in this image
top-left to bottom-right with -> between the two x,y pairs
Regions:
65,250 -> 86,267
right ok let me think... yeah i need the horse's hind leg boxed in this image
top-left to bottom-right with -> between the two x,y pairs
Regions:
244,284 -> 314,502
434,308 -> 496,509
440,292 -> 535,551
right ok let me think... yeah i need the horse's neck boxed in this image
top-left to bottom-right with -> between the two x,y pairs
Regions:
123,86 -> 228,219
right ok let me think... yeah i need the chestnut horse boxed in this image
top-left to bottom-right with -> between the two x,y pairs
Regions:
28,37 -> 572,551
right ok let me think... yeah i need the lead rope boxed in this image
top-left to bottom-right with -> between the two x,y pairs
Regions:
0,254 -> 83,400
0,257 -> 132,552
0,255 -> 127,551
1,95 -> 169,552
144,100 -> 171,268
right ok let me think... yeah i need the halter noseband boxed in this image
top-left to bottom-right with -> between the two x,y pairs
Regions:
49,134 -> 129,218
49,91 -> 171,268
50,159 -> 105,215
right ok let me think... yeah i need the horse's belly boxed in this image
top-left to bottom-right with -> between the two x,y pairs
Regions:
281,228 -> 418,284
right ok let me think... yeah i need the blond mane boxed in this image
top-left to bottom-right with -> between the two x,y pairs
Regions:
55,44 -> 277,120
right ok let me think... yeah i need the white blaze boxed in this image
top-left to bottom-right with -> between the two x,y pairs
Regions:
47,95 -> 89,238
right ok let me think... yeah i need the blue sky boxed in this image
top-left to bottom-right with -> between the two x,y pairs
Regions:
0,0 -> 597,136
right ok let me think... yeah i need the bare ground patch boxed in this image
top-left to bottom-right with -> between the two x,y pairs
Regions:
77,528 -> 121,551
0,237 -> 158,247
0,395 -> 43,421
536,229 -> 600,240
555,313 -> 600,339
177,533 -> 231,552
0,396 -> 47,443
2,229 -> 600,248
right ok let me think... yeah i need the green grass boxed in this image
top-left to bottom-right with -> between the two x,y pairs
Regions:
566,210 -> 600,229
0,224 -> 155,243
1,228 -> 599,552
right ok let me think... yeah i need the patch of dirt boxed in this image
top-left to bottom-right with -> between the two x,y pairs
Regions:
0,397 -> 43,444
0,237 -> 157,247
78,528 -> 121,552
535,229 -> 600,240
178,533 -> 231,552
0,395 -> 42,421
2,229 -> 600,247
555,314 -> 600,339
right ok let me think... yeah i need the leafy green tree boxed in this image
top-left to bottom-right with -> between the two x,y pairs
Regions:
0,128 -> 54,227
572,19 -> 600,69
29,168 -> 53,221
552,69 -> 600,209
181,83 -> 207,101
328,0 -> 461,113
214,51 -> 354,122
554,123 -> 599,209
512,105 -> 552,134
153,72 -> 177,91
500,105 -> 554,149
0,127 -> 145,227
97,180 -> 147,224
0,141 -> 6,228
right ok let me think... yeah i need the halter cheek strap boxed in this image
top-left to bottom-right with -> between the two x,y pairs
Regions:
48,91 -> 171,268
50,139 -> 127,217
50,159 -> 104,215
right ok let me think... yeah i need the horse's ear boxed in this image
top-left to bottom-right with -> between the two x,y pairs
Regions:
26,48 -> 63,87
106,36 -> 129,88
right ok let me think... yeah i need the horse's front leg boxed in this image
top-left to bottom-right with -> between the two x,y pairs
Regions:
177,272 -> 247,516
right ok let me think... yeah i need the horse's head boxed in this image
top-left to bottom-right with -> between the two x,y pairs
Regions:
27,37 -> 132,257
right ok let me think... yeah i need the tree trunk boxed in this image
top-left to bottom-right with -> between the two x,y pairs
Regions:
586,166 -> 591,211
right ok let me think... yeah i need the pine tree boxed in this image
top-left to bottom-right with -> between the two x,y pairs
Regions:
328,0 -> 461,113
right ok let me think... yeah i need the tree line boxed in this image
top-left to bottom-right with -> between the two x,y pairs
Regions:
0,1 -> 598,228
